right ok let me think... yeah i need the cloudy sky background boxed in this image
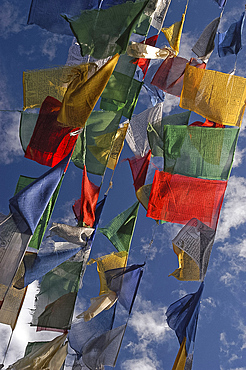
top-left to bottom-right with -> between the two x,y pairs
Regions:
1,0 -> 246,369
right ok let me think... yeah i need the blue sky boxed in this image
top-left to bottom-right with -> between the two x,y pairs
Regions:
0,0 -> 246,369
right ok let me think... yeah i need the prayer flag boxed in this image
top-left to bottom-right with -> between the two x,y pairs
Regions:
180,64 -> 246,127
126,150 -> 152,191
107,123 -> 129,170
169,245 -> 200,281
218,12 -> 245,57
19,112 -> 38,152
172,337 -> 188,370
170,218 -> 216,281
57,54 -> 119,128
151,56 -> 206,97
98,202 -> 140,252
62,1 -> 149,59
48,223 -> 94,245
149,0 -> 172,31
136,183 -> 152,210
192,17 -> 221,61
147,171 -> 227,229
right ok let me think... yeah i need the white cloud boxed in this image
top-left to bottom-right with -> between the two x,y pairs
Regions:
0,111 -> 23,164
41,34 -> 69,61
0,1 -> 26,38
162,94 -> 180,114
121,356 -> 161,370
233,146 -> 246,168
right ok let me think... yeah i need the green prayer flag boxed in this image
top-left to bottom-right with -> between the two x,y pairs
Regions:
98,201 -> 140,252
14,175 -> 63,250
72,111 -> 121,175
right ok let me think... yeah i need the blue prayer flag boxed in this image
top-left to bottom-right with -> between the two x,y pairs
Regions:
218,12 -> 245,57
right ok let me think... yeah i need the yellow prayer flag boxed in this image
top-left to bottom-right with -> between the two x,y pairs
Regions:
88,131 -> 117,166
57,54 -> 120,128
169,244 -> 200,281
161,4 -> 187,54
180,64 -> 246,127
172,337 -> 187,370
107,123 -> 129,170
136,184 -> 152,210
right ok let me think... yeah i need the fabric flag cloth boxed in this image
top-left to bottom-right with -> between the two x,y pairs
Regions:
180,64 -> 246,127
147,171 -> 227,229
9,155 -> 69,234
6,333 -> 67,370
78,291 -> 118,322
25,96 -> 79,167
98,202 -> 140,253
125,102 -> 164,157
126,150 -> 152,192
170,218 -> 216,281
57,54 -> 119,128
151,56 -> 206,97
136,183 -> 152,211
170,245 -> 200,281
72,111 -> 122,175
148,0 -> 172,31
87,251 -> 128,296
192,17 -> 221,61
107,123 -> 129,170
14,175 -> 63,251
190,119 -> 225,128
72,165 -> 100,227
105,264 -> 144,313
62,1 -> 150,59
23,64 -> 87,110
213,0 -> 226,7
31,248 -> 91,331
82,324 -> 126,369
19,112 -> 38,152
14,242 -> 84,289
166,283 -> 204,364
161,2 -> 187,54
162,125 -> 239,180
218,12 -> 245,57
69,305 -> 116,357
147,110 -> 191,157
48,223 -> 94,245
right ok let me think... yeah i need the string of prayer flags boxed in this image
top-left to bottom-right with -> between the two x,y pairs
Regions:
107,123 -> 129,170
166,283 -> 204,370
23,64 -> 88,110
162,125 -> 239,180
151,56 -> 206,97
180,64 -> 246,127
69,305 -> 116,357
147,110 -> 191,157
14,175 -> 63,251
57,54 -> 119,128
48,223 -> 94,245
98,202 -> 140,253
19,112 -> 38,152
62,1 -> 150,59
126,150 -> 152,192
192,17 -> 221,61
82,324 -> 126,369
125,102 -> 164,157
170,218 -> 216,281
87,251 -> 128,296
25,96 -> 79,167
161,2 -> 187,54
146,171 -> 227,229
218,12 -> 245,57
6,334 -> 68,370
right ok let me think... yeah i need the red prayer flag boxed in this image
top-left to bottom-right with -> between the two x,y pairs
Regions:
151,56 -> 206,97
132,35 -> 158,79
126,150 -> 151,192
190,118 -> 225,128
147,171 -> 227,229
73,165 -> 100,227
25,96 -> 79,167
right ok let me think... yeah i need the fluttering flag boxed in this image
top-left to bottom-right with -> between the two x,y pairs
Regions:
48,223 -> 94,245
161,2 -> 187,54
148,0 -> 172,31
151,56 -> 206,97
23,64 -> 86,110
170,218 -> 216,281
192,17 -> 221,61
98,202 -> 140,252
69,305 -> 116,357
6,334 -> 68,370
218,12 -> 245,57
166,283 -> 204,370
25,96 -> 79,167
126,150 -> 152,191
180,64 -> 246,127
162,125 -> 239,180
72,165 -> 100,227
19,111 -> 38,152
147,171 -> 227,229
72,111 -> 122,175
82,324 -> 126,369
62,1 -> 149,59
57,54 -> 119,128
169,245 -> 200,281
125,102 -> 164,157
147,111 -> 191,157
136,183 -> 152,211
105,264 -> 144,313
107,123 -> 129,170
78,291 -> 118,322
